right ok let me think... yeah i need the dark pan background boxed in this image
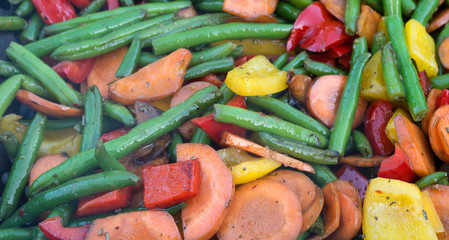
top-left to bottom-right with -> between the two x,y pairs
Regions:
0,2 -> 18,62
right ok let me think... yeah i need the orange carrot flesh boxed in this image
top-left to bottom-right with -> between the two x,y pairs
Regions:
437,114 -> 449,158
429,105 -> 449,163
16,90 -> 83,118
300,185 -> 324,234
176,143 -> 234,240
222,0 -> 278,19
221,131 -> 315,173
29,154 -> 67,188
320,0 -> 346,22
422,89 -> 443,136
427,8 -> 449,33
356,5 -> 382,47
217,179 -> 302,240
439,36 -> 449,69
310,181 -> 340,240
423,184 -> 449,240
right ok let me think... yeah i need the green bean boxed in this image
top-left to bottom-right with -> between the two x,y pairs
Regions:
287,0 -> 313,9
103,117 -> 124,132
166,202 -> 187,215
80,0 -> 106,16
350,36 -> 368,67
385,15 -> 428,121
437,23 -> 449,50
9,0 -> 23,4
43,1 -> 192,35
214,104 -> 328,148
26,10 -> 146,58
0,113 -> 46,221
1,170 -> 139,228
296,231 -> 311,240
309,216 -> 325,236
253,132 -> 339,165
247,96 -> 330,137
7,42 -> 82,107
120,0 -> 134,6
104,101 -> 136,127
411,0 -> 439,26
95,140 -> 126,171
218,83 -> 236,104
438,176 -> 449,185
0,228 -> 34,240
184,57 -> 234,80
352,130 -> 373,158
0,75 -> 22,117
194,0 -> 224,12
152,22 -> 293,55
345,0 -> 360,35
19,12 -> 44,43
115,39 -> 143,78
0,60 -> 22,77
190,128 -> 212,145
0,132 -> 19,162
345,133 -> 356,155
415,172 -> 448,189
272,53 -> 289,69
371,31 -> 386,54
0,16 -> 26,31
33,202 -> 77,239
52,14 -> 174,61
431,74 -> 449,89
20,118 -> 81,130
169,131 -> 183,162
15,0 -> 34,17
305,163 -> 338,187
381,42 -> 406,102
328,52 -> 371,156
17,74 -> 54,101
282,51 -> 308,71
80,86 -> 103,152
401,0 -> 416,16
383,0 -> 401,16
190,42 -> 237,67
229,45 -> 243,58
138,52 -> 160,66
27,86 -> 222,197
304,57 -> 346,76
364,0 -> 383,13
275,2 -> 300,22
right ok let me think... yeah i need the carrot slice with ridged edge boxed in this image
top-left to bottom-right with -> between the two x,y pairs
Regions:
429,105 -> 449,163
300,185 -> 324,234
422,88 -> 442,136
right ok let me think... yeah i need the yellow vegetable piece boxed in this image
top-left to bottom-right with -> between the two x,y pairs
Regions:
225,55 -> 288,96
421,190 -> 445,233
361,51 -> 390,102
385,108 -> 412,144
363,177 -> 437,240
211,39 -> 293,56
377,17 -> 388,41
149,95 -> 172,111
405,19 -> 439,78
217,147 -> 281,185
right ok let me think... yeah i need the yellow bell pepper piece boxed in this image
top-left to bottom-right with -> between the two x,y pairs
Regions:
363,177 -> 437,240
377,17 -> 388,41
385,108 -> 412,144
421,190 -> 445,233
225,55 -> 288,96
211,39 -> 293,56
217,147 -> 281,185
405,19 -> 439,78
361,51 -> 390,102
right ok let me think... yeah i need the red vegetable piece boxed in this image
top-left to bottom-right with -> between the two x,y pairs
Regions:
363,100 -> 396,156
286,2 -> 352,52
338,52 -> 352,69
326,42 -> 353,58
234,55 -> 256,67
418,70 -> 432,98
39,216 -> 89,240
68,0 -> 91,9
188,73 -> 223,87
377,144 -> 418,182
143,159 -> 201,209
437,89 -> 449,109
335,164 -> 369,200
74,186 -> 133,218
107,0 -> 119,9
192,95 -> 247,143
52,58 -> 96,84
309,53 -> 337,67
31,0 -> 77,24
99,128 -> 130,143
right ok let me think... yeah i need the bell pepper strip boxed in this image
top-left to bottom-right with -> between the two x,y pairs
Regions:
335,164 -> 369,200
308,53 -> 336,67
360,51 -> 390,102
191,96 -> 247,144
418,70 -> 432,99
39,216 -> 90,240
99,128 -> 130,143
52,58 -> 96,84
74,186 -> 133,217
31,0 -> 77,25
326,42 -> 353,58
286,2 -> 352,52
421,190 -> 445,234
377,144 -> 417,183
363,178 -> 438,240
363,99 -> 395,156
385,107 -> 412,144
437,89 -> 449,109
68,0 -> 91,9
142,159 -> 201,209
107,0 -> 119,10
338,53 -> 351,69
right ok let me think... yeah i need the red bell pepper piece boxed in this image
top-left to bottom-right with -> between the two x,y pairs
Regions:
31,0 -> 77,25
74,186 -> 133,217
52,58 -> 96,84
234,55 -> 257,67
335,164 -> 369,200
286,2 -> 352,52
437,89 -> 449,109
107,0 -> 119,10
192,96 -> 247,143
418,70 -> 432,98
338,52 -> 352,69
68,0 -> 91,9
39,216 -> 89,240
99,128 -> 130,143
308,53 -> 337,67
143,159 -> 201,209
364,100 -> 396,156
326,42 -> 353,58
377,144 -> 417,182
189,73 -> 223,87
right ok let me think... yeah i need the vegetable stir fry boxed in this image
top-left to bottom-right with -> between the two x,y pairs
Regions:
0,0 -> 449,239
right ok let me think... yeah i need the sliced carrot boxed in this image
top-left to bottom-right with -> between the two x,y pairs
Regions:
287,74 -> 312,103
16,90 -> 83,118
394,113 -> 436,177
339,154 -> 385,167
85,210 -> 181,240
427,8 -> 449,33
222,0 -> 277,19
439,36 -> 449,69
327,192 -> 362,240
307,75 -> 368,129
309,181 -> 340,240
29,154 -> 67,188
423,184 -> 449,240
357,5 -> 382,47
221,131 -> 315,173
438,114 -> 449,158
176,143 -> 234,240
422,88 -> 442,136
429,105 -> 449,163
87,46 -> 128,99
332,180 -> 362,204
300,185 -> 324,234
109,48 -> 192,106
217,179 -> 302,240
320,0 -> 345,22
